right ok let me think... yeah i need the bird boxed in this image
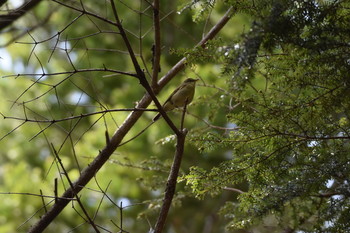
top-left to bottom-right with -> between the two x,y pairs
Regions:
153,78 -> 199,122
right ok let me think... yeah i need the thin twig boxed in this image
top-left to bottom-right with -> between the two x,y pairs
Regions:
52,145 -> 100,233
151,0 -> 161,86
1,108 -> 156,124
51,0 -> 118,27
40,190 -> 48,213
118,121 -> 155,147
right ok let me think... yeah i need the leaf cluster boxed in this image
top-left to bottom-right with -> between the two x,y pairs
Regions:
184,0 -> 350,231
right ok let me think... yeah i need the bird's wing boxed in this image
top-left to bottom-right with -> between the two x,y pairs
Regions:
162,83 -> 185,105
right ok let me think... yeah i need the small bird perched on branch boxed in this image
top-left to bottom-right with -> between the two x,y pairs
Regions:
153,78 -> 199,122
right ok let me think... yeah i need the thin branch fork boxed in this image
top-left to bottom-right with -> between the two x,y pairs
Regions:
52,145 -> 100,233
110,0 -> 180,136
0,108 -> 157,124
28,5 -> 234,233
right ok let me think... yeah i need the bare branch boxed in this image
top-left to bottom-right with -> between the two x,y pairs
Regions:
51,0 -> 117,27
110,0 -> 180,135
2,68 -> 137,79
28,6 -> 234,232
0,0 -> 43,30
151,0 -> 161,86
1,108 -> 156,124
153,130 -> 187,233
52,145 -> 100,233
0,192 -> 75,200
0,7 -> 57,48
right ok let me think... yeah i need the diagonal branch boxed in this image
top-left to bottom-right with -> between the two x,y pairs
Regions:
0,0 -> 7,8
28,6 -> 234,233
0,0 -> 43,30
110,0 -> 179,135
52,145 -> 100,233
154,129 -> 187,233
